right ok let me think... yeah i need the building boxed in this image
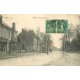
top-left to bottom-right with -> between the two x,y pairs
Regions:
0,15 -> 17,53
17,29 -> 42,53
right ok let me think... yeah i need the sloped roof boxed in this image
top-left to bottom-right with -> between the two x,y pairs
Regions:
0,21 -> 17,32
0,21 -> 12,30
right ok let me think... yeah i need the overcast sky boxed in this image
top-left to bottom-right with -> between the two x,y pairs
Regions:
2,14 -> 80,48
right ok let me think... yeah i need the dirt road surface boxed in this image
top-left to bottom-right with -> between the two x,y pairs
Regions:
0,51 -> 80,66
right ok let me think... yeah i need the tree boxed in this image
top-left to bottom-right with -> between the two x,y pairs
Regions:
72,25 -> 80,51
61,24 -> 74,51
61,24 -> 80,52
17,28 -> 36,52
40,33 -> 53,54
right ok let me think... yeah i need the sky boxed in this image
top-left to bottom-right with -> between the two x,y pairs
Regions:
2,14 -> 80,48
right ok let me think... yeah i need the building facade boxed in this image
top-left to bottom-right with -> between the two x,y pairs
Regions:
0,15 -> 17,53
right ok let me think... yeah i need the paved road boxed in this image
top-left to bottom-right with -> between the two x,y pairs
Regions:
0,51 -> 80,66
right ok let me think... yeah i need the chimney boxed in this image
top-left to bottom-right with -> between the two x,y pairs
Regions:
12,22 -> 16,30
0,15 -> 2,23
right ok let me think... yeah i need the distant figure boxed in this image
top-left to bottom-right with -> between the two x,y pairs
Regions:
33,49 -> 35,52
62,52 -> 70,62
50,49 -> 52,52
42,47 -> 44,53
65,54 -> 68,62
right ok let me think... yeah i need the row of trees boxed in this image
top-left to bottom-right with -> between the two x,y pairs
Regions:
17,28 -> 53,54
61,24 -> 80,52
40,33 -> 53,54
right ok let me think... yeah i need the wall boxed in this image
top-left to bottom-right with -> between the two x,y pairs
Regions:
0,27 -> 11,41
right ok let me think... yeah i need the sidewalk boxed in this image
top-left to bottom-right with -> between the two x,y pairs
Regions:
0,52 -> 39,60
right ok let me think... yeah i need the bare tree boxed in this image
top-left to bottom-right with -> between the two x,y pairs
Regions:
61,24 -> 74,51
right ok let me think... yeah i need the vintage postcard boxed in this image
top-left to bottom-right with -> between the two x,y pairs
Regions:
0,14 -> 80,66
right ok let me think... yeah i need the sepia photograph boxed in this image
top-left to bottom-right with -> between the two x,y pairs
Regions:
0,14 -> 80,66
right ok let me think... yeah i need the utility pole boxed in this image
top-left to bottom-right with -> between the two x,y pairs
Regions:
47,33 -> 49,55
36,27 -> 40,52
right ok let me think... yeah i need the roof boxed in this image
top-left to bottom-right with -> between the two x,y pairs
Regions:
0,21 -> 17,32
